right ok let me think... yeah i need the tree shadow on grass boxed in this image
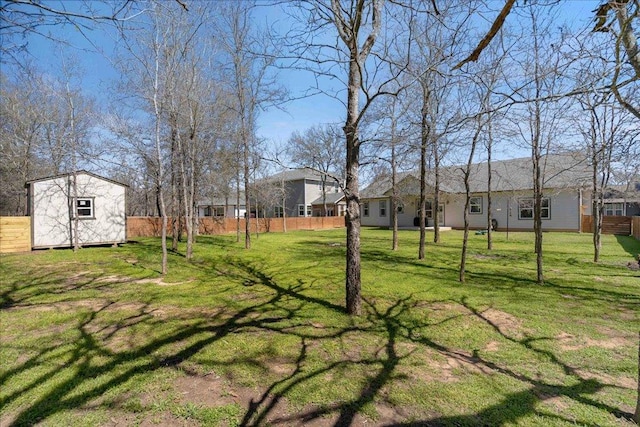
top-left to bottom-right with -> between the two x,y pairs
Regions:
2,256 -> 634,427
615,235 -> 640,260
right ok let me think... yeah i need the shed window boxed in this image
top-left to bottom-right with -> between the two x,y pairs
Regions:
76,198 -> 94,218
470,196 -> 482,214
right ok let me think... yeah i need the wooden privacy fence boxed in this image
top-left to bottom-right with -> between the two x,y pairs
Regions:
127,216 -> 345,238
0,217 -> 31,253
633,216 -> 640,240
581,215 -> 633,236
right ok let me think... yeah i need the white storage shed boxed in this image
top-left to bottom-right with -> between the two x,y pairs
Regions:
26,171 -> 127,249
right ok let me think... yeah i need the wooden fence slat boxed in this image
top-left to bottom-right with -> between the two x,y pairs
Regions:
581,215 -> 632,235
0,216 -> 31,253
126,216 -> 345,238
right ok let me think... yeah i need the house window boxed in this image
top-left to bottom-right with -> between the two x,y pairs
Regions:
518,197 -> 550,220
379,200 -> 386,217
306,205 -> 312,216
363,202 -> 369,217
204,206 -> 212,217
470,196 -> 482,214
298,204 -> 305,217
275,206 -> 284,218
214,207 -> 225,217
604,203 -> 624,216
76,198 -> 94,219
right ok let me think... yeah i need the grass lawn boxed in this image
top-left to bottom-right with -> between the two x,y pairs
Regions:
1,228 -> 638,426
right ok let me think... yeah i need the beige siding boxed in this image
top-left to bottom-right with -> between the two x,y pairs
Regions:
361,198 -> 391,227
363,189 -> 584,231
464,190 -> 583,231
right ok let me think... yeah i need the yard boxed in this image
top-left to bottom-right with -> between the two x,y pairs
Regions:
1,229 -> 638,426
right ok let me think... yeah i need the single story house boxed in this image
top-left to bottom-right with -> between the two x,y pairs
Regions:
26,171 -> 127,249
603,183 -> 640,216
311,192 -> 346,217
360,153 -> 593,232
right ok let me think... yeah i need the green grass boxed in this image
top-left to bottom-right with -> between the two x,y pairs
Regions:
1,229 -> 638,426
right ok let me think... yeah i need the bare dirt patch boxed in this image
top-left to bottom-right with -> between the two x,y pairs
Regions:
479,308 -> 525,338
556,331 -> 633,351
173,372 -> 242,408
484,340 -> 501,352
409,348 -> 496,384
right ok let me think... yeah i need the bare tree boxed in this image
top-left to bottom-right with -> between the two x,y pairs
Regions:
506,5 -> 574,285
406,1 -> 471,256
0,59 -> 95,224
287,124 -> 344,216
284,0 -> 412,314
115,1 -> 183,274
215,1 -> 283,250
328,0 -> 382,315
368,92 -> 412,250
0,67 -> 46,215
577,88 -> 635,262
594,0 -> 640,120
459,81 -> 492,282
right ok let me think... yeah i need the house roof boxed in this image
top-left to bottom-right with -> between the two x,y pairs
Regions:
262,168 -> 341,183
361,153 -> 591,198
360,171 -> 415,199
197,191 -> 246,207
25,170 -> 129,188
604,183 -> 640,200
310,193 -> 345,206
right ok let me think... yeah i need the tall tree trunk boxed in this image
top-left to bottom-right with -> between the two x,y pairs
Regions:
330,0 -> 382,316
487,120 -> 493,250
236,169 -> 241,242
592,149 -> 602,262
170,116 -> 180,251
532,123 -> 544,285
418,82 -> 429,260
344,51 -> 362,316
391,123 -> 398,251
433,142 -> 441,243
243,130 -> 251,250
460,127 -> 482,282
634,331 -> 640,424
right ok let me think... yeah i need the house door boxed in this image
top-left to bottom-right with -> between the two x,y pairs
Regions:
416,201 -> 445,226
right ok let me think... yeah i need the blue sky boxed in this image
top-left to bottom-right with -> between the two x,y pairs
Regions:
14,1 -> 345,151
9,0 -> 603,155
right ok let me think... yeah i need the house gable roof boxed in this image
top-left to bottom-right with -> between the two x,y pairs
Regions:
25,170 -> 129,188
361,153 -> 590,198
310,193 -> 345,205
